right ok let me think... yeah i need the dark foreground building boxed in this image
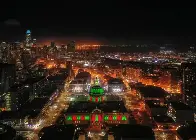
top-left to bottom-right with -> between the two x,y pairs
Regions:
39,125 -> 75,140
177,123 -> 196,140
0,123 -> 16,140
110,124 -> 155,140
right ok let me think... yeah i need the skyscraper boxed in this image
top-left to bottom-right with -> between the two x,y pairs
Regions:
67,41 -> 76,53
26,30 -> 32,47
0,64 -> 16,96
181,63 -> 196,109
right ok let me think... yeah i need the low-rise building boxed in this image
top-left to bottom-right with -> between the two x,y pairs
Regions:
137,86 -> 167,104
107,78 -> 125,93
167,102 -> 194,123
177,123 -> 196,140
145,100 -> 167,116
153,115 -> 178,130
110,124 -> 155,140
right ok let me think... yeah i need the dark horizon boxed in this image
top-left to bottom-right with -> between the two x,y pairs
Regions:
1,1 -> 196,45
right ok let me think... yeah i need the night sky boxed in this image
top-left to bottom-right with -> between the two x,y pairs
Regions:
1,1 -> 196,44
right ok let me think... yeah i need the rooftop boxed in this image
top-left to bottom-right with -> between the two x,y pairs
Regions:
0,111 -> 24,120
177,123 -> 196,140
39,125 -> 75,140
22,98 -> 48,110
75,72 -> 91,79
138,86 -> 167,98
0,123 -> 16,140
153,115 -> 174,124
170,102 -> 192,110
108,78 -> 123,84
111,124 -> 155,139
23,76 -> 46,85
145,100 -> 167,108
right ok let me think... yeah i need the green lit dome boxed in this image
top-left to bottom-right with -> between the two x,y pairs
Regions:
89,86 -> 104,96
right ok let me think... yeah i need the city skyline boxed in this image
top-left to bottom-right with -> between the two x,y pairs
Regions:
1,1 -> 196,140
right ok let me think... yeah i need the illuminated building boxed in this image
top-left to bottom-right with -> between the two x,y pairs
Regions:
21,50 -> 32,69
107,78 -> 125,93
122,64 -> 126,77
125,67 -> 142,82
25,30 -> 31,47
4,84 -> 31,111
76,45 -> 100,51
65,101 -> 129,126
88,96 -> 106,103
0,42 -> 12,63
89,86 -> 104,96
69,72 -> 91,93
69,80 -> 89,93
3,76 -> 50,111
181,63 -> 196,109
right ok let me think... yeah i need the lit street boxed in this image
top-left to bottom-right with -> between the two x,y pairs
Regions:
26,79 -> 72,140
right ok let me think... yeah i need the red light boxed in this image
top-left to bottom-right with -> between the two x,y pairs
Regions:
117,115 -> 122,121
90,96 -> 92,101
72,115 -> 77,121
81,115 -> 85,121
95,97 -> 98,102
91,114 -> 95,122
98,114 -> 102,121
109,116 -> 113,121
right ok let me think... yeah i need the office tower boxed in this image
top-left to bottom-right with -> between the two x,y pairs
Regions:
0,64 -> 16,96
21,50 -> 32,69
51,42 -> 55,48
0,42 -> 12,63
26,30 -> 32,47
66,60 -> 72,76
67,41 -> 76,53
33,39 -> 36,46
122,64 -> 126,77
181,63 -> 196,109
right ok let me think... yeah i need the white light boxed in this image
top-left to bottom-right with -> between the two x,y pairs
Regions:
112,88 -> 122,92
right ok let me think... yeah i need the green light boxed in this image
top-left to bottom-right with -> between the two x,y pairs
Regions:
90,87 -> 104,96
67,116 -> 72,121
104,116 -> 108,121
98,97 -> 101,102
77,116 -> 81,120
85,115 -> 90,120
113,115 -> 117,120
95,115 -> 99,121
122,116 -> 127,121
